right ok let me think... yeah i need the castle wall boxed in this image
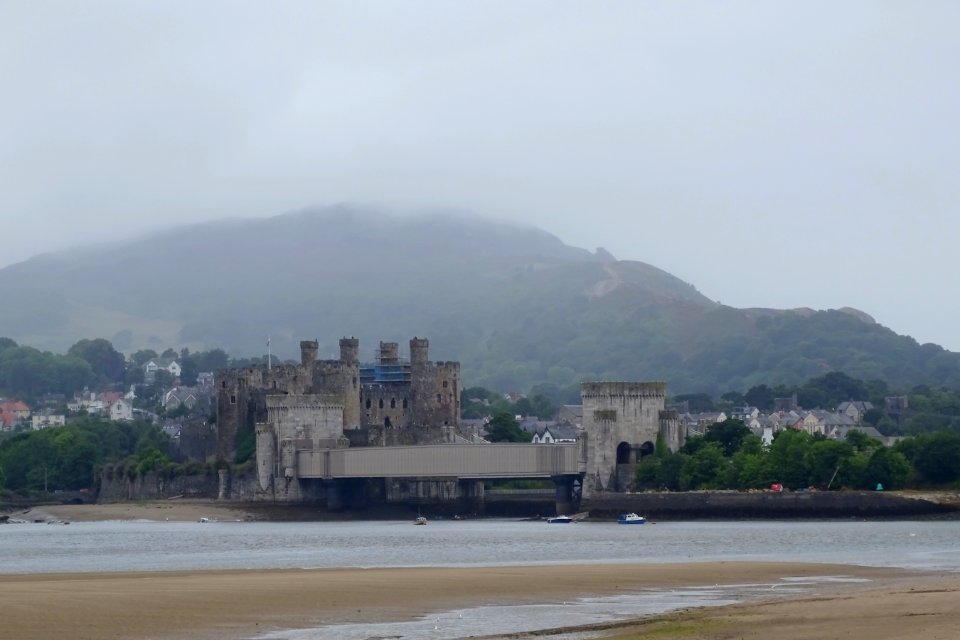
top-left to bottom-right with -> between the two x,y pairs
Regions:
266,394 -> 345,447
361,385 -> 412,428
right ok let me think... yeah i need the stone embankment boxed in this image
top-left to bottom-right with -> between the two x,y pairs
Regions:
584,490 -> 960,520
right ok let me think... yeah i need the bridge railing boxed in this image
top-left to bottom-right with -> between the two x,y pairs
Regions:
295,443 -> 579,479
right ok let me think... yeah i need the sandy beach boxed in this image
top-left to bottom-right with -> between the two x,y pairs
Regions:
4,502 -> 958,640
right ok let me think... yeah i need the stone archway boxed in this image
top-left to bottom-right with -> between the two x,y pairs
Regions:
616,441 -> 632,465
638,440 -> 655,460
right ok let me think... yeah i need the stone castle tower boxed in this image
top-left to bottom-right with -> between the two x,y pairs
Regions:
581,381 -> 685,497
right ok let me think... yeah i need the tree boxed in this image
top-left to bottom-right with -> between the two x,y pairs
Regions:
131,349 -> 159,366
845,429 -> 883,452
179,356 -> 200,386
798,372 -> 869,409
910,431 -> 960,484
805,439 -> 855,488
863,447 -> 911,490
679,442 -> 727,490
767,429 -> 814,489
862,408 -> 885,427
485,413 -> 528,443
703,419 -> 751,456
68,338 -> 126,383
671,393 -> 715,412
514,394 -> 557,420
744,384 -> 775,410
192,348 -> 229,373
720,391 -> 745,407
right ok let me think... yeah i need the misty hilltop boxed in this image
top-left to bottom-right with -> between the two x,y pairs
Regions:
2,205 -> 958,393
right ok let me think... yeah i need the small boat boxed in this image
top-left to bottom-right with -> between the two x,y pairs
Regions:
414,516 -> 428,525
546,515 -> 574,524
617,512 -> 647,524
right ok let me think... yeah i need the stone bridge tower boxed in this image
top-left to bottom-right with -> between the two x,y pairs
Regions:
581,381 -> 682,497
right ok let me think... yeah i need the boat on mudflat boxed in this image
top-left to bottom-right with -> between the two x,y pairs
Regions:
617,512 -> 647,524
546,515 -> 574,524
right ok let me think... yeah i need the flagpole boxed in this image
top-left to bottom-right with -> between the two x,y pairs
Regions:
267,336 -> 272,370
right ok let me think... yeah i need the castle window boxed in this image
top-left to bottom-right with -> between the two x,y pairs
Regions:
443,380 -> 448,388
222,381 -> 227,388
379,399 -> 384,409
390,398 -> 396,408
230,395 -> 236,405
437,394 -> 442,404
402,398 -> 408,409
365,398 -> 371,409
353,376 -> 357,388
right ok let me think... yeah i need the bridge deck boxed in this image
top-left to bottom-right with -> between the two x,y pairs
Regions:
296,443 -> 580,479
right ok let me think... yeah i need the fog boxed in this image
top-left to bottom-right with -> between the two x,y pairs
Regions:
2,1 -> 958,349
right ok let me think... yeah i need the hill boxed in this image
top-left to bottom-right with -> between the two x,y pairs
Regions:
1,205 -> 958,393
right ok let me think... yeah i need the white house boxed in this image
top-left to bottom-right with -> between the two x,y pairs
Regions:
31,414 -> 66,430
109,398 -> 133,422
144,358 -> 182,381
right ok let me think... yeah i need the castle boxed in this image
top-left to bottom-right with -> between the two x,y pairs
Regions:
215,336 -> 684,506
216,337 -> 461,465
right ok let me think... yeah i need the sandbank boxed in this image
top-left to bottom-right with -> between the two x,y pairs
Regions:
0,562 -> 937,640
13,500 -> 253,523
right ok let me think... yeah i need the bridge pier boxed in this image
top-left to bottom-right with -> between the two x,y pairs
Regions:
552,475 -> 581,515
325,478 -> 368,511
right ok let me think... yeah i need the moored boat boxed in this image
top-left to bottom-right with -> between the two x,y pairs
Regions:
414,516 -> 428,525
546,515 -> 574,524
617,512 -> 647,524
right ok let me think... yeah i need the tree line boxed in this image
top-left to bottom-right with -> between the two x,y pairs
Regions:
637,420 -> 960,492
0,417 -> 172,494
0,337 -> 236,403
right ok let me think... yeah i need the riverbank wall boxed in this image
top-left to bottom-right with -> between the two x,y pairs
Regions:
583,490 -> 960,519
84,472 -> 960,520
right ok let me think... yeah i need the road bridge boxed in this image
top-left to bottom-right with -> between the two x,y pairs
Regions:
296,443 -> 580,478
285,443 -> 583,513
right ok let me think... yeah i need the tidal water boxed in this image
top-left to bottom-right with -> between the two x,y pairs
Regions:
2,518 -> 959,638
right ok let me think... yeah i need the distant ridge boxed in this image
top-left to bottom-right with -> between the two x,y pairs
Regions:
0,204 -> 957,393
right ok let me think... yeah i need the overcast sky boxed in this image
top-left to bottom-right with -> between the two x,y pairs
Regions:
2,1 -> 958,350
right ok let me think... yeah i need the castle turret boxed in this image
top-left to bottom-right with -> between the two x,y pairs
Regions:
378,341 -> 399,364
339,337 -> 359,365
410,337 -> 429,366
300,340 -> 319,367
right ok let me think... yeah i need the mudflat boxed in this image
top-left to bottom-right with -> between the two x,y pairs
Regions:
0,562 -> 940,640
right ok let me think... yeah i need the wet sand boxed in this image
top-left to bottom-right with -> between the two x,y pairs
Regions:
16,500 -> 253,523
0,562 -> 939,640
